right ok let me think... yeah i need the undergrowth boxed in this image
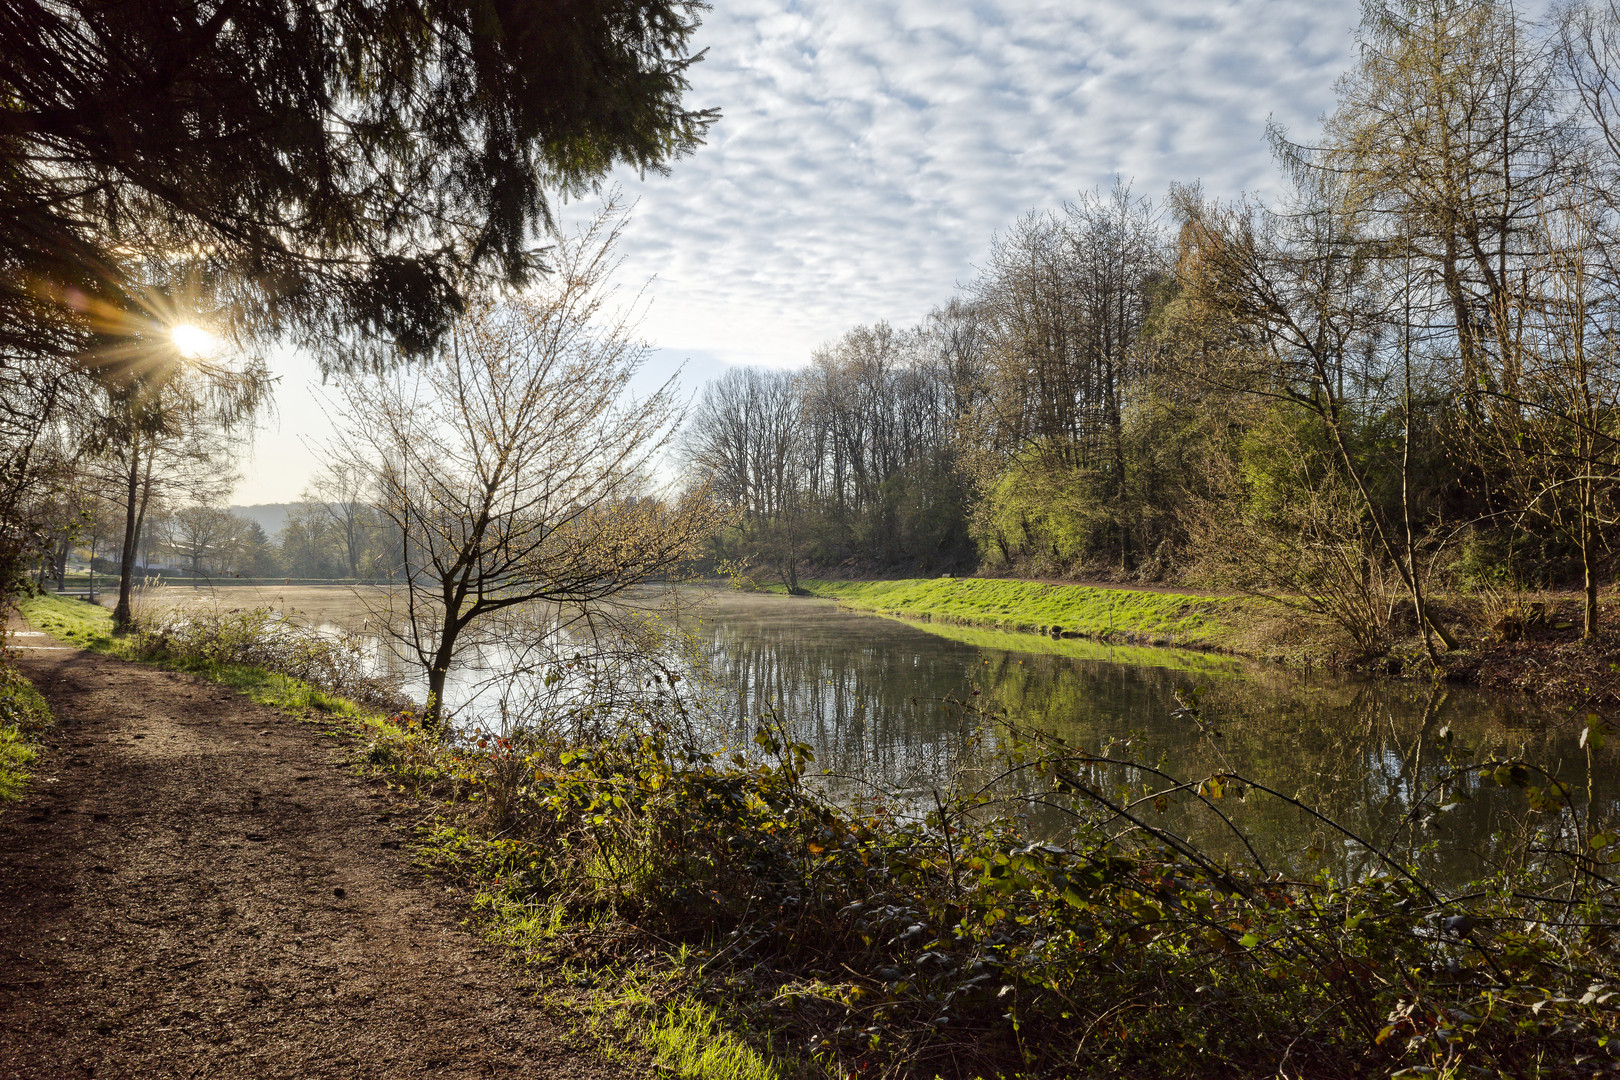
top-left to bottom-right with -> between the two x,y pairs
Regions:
373,694 -> 1620,1079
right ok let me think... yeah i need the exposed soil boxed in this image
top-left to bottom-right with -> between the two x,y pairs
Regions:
0,630 -> 628,1079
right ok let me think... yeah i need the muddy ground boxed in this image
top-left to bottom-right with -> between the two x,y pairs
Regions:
0,632 -> 630,1079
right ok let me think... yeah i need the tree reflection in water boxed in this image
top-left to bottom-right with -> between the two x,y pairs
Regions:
681,592 -> 1606,887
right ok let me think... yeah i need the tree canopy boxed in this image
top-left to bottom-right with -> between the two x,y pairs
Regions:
0,0 -> 716,373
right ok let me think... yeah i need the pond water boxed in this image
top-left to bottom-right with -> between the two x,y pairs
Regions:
123,584 -> 1609,884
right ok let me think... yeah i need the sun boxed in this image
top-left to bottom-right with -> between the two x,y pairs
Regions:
170,323 -> 218,359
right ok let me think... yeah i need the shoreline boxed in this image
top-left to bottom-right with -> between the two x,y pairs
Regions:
749,575 -> 1620,710
9,593 -> 1617,1077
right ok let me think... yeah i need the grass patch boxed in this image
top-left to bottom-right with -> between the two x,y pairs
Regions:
905,617 -> 1251,676
20,593 -> 125,653
782,577 -> 1258,653
0,662 -> 52,802
644,998 -> 783,1080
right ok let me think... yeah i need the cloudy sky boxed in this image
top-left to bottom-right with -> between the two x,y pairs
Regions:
237,0 -> 1364,505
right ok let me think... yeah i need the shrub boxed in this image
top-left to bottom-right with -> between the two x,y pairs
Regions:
134,604 -> 407,713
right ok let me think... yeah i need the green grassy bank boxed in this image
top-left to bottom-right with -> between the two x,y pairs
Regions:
0,659 -> 52,803
914,618 -> 1250,676
785,577 -> 1259,654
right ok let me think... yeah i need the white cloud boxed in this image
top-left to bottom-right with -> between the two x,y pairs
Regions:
589,0 -> 1363,368
240,0 -> 1363,502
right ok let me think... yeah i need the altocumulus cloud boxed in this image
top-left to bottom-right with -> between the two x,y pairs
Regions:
240,0 -> 1371,504
589,0 -> 1364,368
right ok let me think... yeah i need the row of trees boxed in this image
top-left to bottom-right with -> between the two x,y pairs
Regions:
686,0 -> 1620,649
35,494 -> 395,586
683,321 -> 976,586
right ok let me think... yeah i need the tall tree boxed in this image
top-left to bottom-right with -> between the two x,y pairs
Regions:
0,0 -> 716,376
96,337 -> 266,628
165,503 -> 239,578
303,463 -> 379,579
684,366 -> 808,588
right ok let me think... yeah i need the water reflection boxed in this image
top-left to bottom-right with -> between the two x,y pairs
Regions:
129,584 -> 1611,884
684,592 -> 1607,884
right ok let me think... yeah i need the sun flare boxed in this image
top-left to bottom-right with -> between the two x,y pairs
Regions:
170,323 -> 217,359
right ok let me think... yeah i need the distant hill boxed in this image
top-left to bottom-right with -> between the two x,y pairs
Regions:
232,503 -> 298,537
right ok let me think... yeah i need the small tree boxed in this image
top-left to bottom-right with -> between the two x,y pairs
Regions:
330,206 -> 718,727
166,503 -> 239,578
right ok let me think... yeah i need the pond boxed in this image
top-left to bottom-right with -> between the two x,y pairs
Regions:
121,583 -> 1608,884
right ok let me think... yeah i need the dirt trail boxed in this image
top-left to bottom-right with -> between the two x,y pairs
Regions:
0,633 -> 623,1079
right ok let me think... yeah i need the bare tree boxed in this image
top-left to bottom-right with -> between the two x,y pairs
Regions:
682,366 -> 808,588
329,205 -> 719,728
302,462 -> 379,579
164,503 -> 240,578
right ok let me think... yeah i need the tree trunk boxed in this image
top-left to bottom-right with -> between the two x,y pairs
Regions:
112,434 -> 141,632
1582,480 -> 1599,640
425,664 -> 449,729
424,621 -> 460,730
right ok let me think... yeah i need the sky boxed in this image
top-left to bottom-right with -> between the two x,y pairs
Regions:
235,0 -> 1365,506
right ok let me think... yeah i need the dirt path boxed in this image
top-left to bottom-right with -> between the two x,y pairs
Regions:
0,635 -> 625,1079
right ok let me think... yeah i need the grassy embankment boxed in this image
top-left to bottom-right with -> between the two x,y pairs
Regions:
17,592 -> 787,1080
775,577 -> 1266,654
0,643 -> 52,803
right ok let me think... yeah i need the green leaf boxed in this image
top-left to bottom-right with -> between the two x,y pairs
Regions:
1583,718 -> 1606,752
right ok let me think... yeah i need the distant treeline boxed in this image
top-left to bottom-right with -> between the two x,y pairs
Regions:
36,499 -> 396,588
684,0 -> 1620,649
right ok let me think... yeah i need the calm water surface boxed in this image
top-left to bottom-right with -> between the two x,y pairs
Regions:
130,584 -> 1608,882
